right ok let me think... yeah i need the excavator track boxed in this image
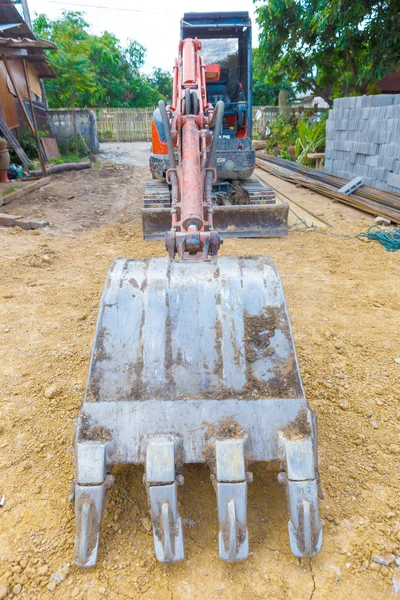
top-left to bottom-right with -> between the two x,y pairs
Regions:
144,178 -> 276,208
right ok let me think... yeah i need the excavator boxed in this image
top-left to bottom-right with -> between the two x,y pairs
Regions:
72,12 -> 322,567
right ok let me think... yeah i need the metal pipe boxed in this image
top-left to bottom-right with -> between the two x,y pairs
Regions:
205,101 -> 224,209
207,100 -> 224,168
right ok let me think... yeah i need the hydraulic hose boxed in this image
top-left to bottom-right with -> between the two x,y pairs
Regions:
205,100 -> 224,205
206,100 -> 224,169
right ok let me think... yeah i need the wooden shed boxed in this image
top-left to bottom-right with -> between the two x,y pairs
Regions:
0,0 -> 58,167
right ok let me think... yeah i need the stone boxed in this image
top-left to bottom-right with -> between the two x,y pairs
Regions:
37,565 -> 49,576
142,517 -> 152,532
44,385 -> 60,400
12,583 -> 22,595
395,358 -> 400,365
47,581 -> 57,591
373,554 -> 395,567
0,586 -> 8,600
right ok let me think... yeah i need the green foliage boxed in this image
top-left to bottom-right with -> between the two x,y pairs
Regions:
295,119 -> 326,163
2,186 -> 17,196
18,130 -> 39,160
35,12 -> 95,108
265,115 -> 297,155
58,134 -> 88,157
49,152 -> 83,164
252,48 -> 293,106
148,68 -> 173,101
256,0 -> 400,104
33,11 -> 167,108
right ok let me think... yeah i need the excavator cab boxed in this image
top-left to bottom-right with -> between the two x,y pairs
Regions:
183,12 -> 254,179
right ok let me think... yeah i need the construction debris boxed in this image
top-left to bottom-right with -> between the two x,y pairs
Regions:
256,153 -> 400,224
0,212 -> 49,229
338,176 -> 363,195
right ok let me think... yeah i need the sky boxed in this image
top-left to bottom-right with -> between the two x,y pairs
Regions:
26,0 -> 262,73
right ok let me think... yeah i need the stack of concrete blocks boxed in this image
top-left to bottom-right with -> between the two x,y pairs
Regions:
324,94 -> 400,192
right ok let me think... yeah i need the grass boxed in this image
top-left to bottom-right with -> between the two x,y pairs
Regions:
2,186 -> 17,197
49,153 -> 86,165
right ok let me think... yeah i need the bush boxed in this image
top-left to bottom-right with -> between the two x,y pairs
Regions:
295,118 -> 326,164
265,115 -> 297,157
18,130 -> 39,160
58,134 -> 88,158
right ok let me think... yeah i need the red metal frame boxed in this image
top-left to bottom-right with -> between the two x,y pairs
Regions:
164,38 -> 221,259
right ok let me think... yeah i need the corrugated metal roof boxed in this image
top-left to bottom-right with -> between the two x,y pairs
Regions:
0,36 -> 56,49
0,0 -> 57,78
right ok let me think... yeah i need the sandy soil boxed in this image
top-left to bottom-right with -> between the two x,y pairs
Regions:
0,143 -> 399,599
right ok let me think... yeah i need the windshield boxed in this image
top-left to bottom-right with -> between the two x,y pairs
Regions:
199,38 -> 238,70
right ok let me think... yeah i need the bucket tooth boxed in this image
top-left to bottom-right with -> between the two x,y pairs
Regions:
215,438 -> 249,562
74,439 -> 114,567
279,435 -> 323,558
145,438 -> 184,563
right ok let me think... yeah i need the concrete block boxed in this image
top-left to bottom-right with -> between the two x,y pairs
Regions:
360,96 -> 370,108
380,143 -> 400,158
362,177 -> 373,187
392,95 -> 400,105
390,130 -> 400,143
337,119 -> 348,131
326,119 -> 335,132
378,156 -> 396,171
387,172 -> 400,188
355,153 -> 366,165
369,94 -> 395,107
353,96 -> 363,108
365,155 -> 379,167
375,167 -> 388,181
394,160 -> 400,174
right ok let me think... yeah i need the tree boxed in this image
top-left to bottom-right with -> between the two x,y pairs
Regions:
33,11 -> 167,108
255,0 -> 400,104
148,68 -> 173,101
252,48 -> 288,105
34,12 -> 96,110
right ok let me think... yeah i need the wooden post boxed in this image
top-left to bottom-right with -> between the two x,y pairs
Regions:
22,59 -> 47,176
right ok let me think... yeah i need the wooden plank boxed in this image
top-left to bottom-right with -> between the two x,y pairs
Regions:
0,116 -> 31,167
0,212 -> 49,229
0,176 -> 51,206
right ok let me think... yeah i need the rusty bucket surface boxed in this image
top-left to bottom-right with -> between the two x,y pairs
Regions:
73,256 -> 322,566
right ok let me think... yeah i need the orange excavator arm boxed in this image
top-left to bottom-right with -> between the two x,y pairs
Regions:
159,37 -> 225,259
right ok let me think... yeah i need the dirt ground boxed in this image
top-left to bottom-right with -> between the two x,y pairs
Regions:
0,143 -> 399,600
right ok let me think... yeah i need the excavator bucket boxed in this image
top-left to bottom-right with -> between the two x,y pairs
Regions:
73,256 -> 322,566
